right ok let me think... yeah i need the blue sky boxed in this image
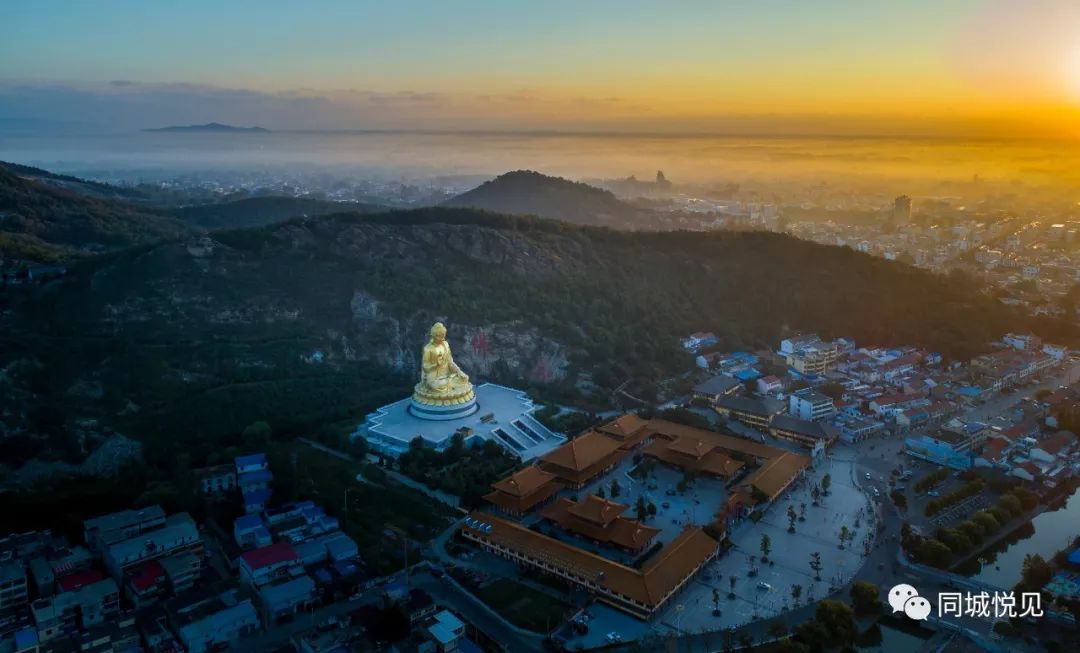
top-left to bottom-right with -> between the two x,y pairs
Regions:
3,1 -> 1079,135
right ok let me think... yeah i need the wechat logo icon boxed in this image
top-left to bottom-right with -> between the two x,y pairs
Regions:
888,583 -> 930,621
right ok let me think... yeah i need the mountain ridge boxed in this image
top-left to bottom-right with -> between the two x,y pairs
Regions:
443,170 -> 657,227
3,206 -> 1072,475
144,122 -> 269,133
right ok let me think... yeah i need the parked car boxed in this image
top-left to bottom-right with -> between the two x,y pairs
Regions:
928,490 -> 940,497
757,582 -> 772,591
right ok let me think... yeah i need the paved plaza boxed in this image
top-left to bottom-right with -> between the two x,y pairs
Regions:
656,450 -> 878,633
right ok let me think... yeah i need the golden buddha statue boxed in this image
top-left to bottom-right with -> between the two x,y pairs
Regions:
411,322 -> 475,407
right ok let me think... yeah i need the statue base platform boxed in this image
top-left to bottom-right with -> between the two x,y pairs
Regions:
356,383 -> 566,461
407,396 -> 479,421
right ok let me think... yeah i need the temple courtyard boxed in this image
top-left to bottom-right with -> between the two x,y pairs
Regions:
655,453 -> 876,633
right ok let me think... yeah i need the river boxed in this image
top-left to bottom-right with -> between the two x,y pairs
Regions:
958,485 -> 1080,589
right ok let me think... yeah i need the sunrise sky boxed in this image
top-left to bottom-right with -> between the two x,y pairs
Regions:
4,0 -> 1080,136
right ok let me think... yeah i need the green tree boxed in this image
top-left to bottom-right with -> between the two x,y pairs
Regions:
849,581 -> 882,615
821,474 -> 831,495
809,552 -> 823,580
788,504 -> 798,532
793,619 -> 830,653
729,575 -> 737,599
839,525 -> 850,549
761,533 -> 772,561
609,479 -> 621,498
815,600 -> 857,646
241,420 -> 272,449
791,583 -> 803,606
636,496 -> 648,520
918,538 -> 952,568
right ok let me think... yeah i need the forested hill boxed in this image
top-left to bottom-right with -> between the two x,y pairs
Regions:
3,207 -> 1072,473
0,166 -> 188,262
169,196 -> 388,230
443,170 -> 659,227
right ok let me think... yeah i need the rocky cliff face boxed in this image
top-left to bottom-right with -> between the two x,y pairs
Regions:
348,288 -> 571,383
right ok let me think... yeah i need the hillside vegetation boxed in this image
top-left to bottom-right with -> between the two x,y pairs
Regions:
2,207 -> 1072,478
443,170 -> 659,227
0,166 -> 187,262
170,196 -> 387,230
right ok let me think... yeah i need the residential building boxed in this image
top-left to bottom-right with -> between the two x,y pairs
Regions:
83,506 -> 167,555
238,543 -> 300,589
713,394 -> 784,431
31,578 -> 120,643
170,589 -> 259,653
192,465 -> 237,496
691,374 -> 743,403
101,513 -> 201,578
427,610 -> 466,652
160,551 -> 201,594
125,561 -> 166,607
681,332 -> 718,353
257,574 -> 317,625
0,561 -> 28,613
788,389 -> 835,422
756,375 -> 783,395
1031,431 -> 1077,463
233,514 -> 272,551
768,415 -> 839,448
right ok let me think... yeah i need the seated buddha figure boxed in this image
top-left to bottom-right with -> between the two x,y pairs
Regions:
412,322 -> 475,406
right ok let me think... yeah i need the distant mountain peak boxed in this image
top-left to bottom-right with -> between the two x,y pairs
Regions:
144,122 -> 269,133
443,170 -> 652,227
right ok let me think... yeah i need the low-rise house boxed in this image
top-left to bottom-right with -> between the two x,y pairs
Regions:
193,465 -> 237,496
31,578 -> 120,643
101,513 -> 201,579
238,543 -> 300,588
975,439 -> 1010,468
258,575 -> 317,625
233,514 -> 272,551
1031,431 -> 1076,463
713,394 -> 784,431
692,374 -> 743,403
160,551 -> 201,595
170,588 -> 259,653
682,332 -> 718,353
768,415 -> 839,448
0,560 -> 28,613
83,506 -> 167,556
125,561 -> 166,608
756,375 -> 783,396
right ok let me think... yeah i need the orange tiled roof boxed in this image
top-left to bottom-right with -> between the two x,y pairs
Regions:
491,466 -> 558,498
462,512 -> 715,607
541,497 -> 660,550
597,413 -> 649,441
541,431 -> 623,473
742,450 -> 809,500
646,418 -> 782,460
567,494 -> 628,525
642,438 -> 744,478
